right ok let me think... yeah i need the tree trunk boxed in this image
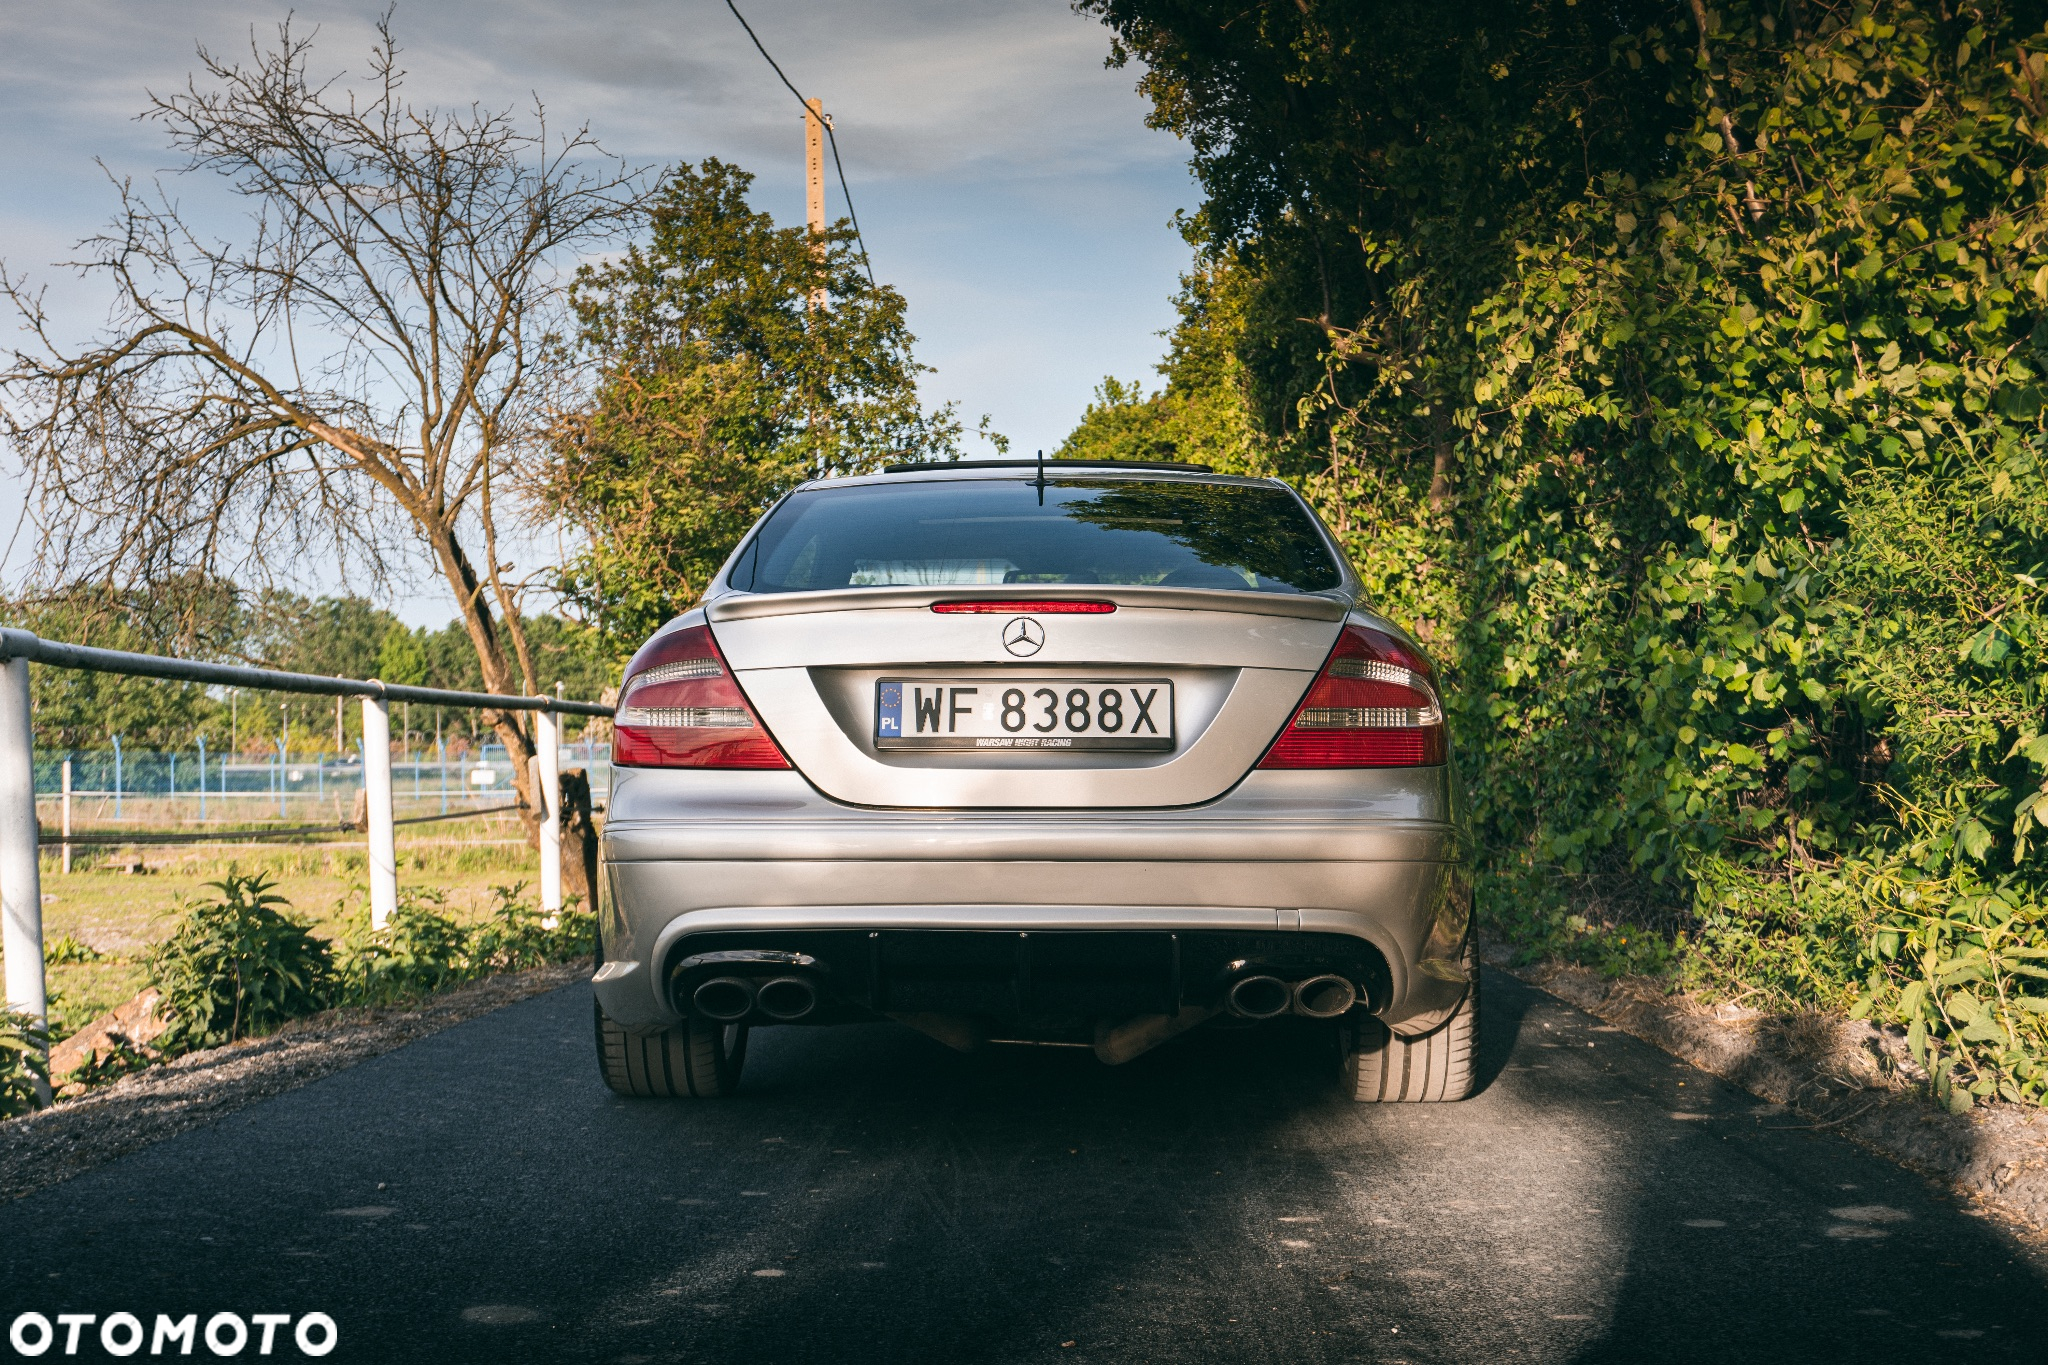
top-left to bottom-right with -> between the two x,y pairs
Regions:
1427,414 -> 1456,517
425,519 -> 541,846
558,767 -> 600,909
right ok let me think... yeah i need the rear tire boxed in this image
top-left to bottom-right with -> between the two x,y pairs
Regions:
595,1001 -> 748,1098
1341,936 -> 1480,1102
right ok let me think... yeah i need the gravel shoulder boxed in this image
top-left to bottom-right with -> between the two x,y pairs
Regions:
0,958 -> 590,1203
1488,943 -> 2048,1242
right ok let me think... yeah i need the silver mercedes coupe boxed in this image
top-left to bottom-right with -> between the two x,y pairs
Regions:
591,459 -> 1477,1102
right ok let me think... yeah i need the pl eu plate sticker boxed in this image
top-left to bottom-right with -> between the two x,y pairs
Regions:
877,682 -> 904,738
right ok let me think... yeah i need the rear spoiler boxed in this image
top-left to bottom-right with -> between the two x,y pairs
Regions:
705,585 -> 1352,624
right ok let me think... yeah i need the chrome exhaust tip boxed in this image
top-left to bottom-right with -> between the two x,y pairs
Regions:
1291,974 -> 1358,1019
754,974 -> 820,1022
692,976 -> 757,1022
1225,974 -> 1293,1020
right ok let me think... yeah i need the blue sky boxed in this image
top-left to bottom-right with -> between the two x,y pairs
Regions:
0,0 -> 1196,623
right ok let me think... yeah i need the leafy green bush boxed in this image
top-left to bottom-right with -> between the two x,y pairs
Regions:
334,889 -> 473,1006
146,870 -> 332,1053
333,881 -> 594,1007
0,1009 -> 49,1118
469,883 -> 593,973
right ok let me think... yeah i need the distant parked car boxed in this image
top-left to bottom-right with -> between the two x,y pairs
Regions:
591,459 -> 1477,1100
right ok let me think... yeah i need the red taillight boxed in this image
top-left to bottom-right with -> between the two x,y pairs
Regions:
930,600 -> 1116,614
1258,623 -> 1446,769
612,624 -> 789,769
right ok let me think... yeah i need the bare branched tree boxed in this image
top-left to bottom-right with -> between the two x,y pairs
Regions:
0,17 -> 646,837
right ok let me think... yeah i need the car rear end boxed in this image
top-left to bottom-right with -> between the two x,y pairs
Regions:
592,462 -> 1474,1091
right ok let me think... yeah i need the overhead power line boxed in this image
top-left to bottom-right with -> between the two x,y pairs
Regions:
722,0 -> 878,289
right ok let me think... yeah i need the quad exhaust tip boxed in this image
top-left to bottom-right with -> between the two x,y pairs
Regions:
754,975 -> 820,1022
1225,972 -> 1360,1020
1225,974 -> 1293,1020
1291,974 -> 1358,1019
693,976 -> 757,1022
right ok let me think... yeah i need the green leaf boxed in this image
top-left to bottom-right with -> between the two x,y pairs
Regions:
1963,1014 -> 2008,1043
1965,625 -> 2011,666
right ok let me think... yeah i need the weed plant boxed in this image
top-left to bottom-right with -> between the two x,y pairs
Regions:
0,1010 -> 49,1119
335,889 -> 475,1005
44,935 -> 105,965
146,871 -> 333,1053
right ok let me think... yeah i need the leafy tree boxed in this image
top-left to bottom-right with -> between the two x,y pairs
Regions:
542,159 -> 964,653
1080,0 -> 2048,1105
3,581 -> 235,750
3,583 -> 609,755
1056,377 -> 1185,464
1055,264 -> 1273,475
244,592 -> 401,680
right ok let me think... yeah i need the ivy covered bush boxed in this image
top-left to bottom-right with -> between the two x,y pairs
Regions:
1075,0 -> 2048,1106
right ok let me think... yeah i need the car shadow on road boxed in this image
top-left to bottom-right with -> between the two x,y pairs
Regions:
1472,960 -> 1532,1095
559,1013 -> 1475,1364
545,971 -> 1572,1364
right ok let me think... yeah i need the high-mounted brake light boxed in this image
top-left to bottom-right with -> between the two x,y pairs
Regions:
612,624 -> 789,769
1258,623 -> 1446,768
930,600 -> 1116,614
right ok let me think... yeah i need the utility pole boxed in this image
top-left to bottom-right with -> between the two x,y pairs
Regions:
805,97 -> 827,312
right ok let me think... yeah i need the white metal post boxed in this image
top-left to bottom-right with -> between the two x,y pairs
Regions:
536,709 -> 561,915
361,697 -> 398,930
0,656 -> 48,1100
60,759 -> 71,876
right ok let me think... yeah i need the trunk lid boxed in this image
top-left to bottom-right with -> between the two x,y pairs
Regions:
707,585 -> 1347,808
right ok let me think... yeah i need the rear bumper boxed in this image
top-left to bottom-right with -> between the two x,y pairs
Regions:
594,768 -> 1471,1032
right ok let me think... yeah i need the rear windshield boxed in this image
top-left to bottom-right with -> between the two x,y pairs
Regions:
731,477 -> 1343,595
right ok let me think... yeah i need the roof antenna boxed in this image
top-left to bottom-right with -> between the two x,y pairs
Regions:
1034,448 -> 1046,505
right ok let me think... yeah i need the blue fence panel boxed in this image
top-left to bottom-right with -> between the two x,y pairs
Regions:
33,742 -> 611,806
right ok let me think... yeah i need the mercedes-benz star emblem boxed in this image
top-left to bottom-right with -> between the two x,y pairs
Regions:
1002,617 -> 1045,657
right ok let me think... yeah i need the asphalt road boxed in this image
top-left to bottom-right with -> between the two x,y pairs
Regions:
2,969 -> 2044,1365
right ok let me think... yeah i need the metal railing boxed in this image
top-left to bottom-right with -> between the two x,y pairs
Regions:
0,628 -> 614,1088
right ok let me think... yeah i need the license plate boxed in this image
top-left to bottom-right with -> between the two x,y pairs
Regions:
875,680 -> 1174,751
